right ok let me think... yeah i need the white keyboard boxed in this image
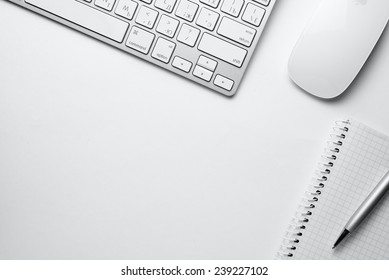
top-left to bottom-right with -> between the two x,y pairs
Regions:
6,0 -> 276,96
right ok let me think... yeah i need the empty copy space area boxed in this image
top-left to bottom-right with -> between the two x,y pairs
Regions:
0,0 -> 389,259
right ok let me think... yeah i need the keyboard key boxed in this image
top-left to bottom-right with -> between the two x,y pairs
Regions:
126,26 -> 155,54
172,56 -> 192,72
217,17 -> 256,47
193,65 -> 213,81
214,74 -> 234,91
199,0 -> 220,8
253,0 -> 270,6
242,3 -> 265,27
154,0 -> 177,13
156,15 -> 179,38
197,55 -> 217,71
177,24 -> 200,47
115,0 -> 138,20
196,8 -> 219,31
139,0 -> 152,3
198,33 -> 247,67
95,0 -> 116,11
220,0 -> 244,18
175,0 -> 199,22
136,6 -> 159,29
152,37 -> 176,63
25,0 -> 129,43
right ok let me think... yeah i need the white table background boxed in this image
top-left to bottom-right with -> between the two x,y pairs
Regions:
0,0 -> 388,259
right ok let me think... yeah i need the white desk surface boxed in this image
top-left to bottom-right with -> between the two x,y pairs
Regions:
0,0 -> 388,259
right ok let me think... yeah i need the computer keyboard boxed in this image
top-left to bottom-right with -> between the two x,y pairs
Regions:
7,0 -> 276,96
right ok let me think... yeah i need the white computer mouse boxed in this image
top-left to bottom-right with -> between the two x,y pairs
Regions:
289,0 -> 389,99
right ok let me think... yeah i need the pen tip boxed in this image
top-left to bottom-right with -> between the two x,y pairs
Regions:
333,229 -> 350,249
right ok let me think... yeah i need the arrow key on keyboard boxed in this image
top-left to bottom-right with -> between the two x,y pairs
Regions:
172,56 -> 193,72
197,55 -> 217,71
214,74 -> 234,91
193,65 -> 213,81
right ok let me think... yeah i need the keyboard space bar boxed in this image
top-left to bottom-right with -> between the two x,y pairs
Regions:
25,0 -> 129,43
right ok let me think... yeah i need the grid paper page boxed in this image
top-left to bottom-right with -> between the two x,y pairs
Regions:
289,120 -> 389,259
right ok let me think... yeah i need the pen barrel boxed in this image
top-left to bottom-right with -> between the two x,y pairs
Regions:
346,171 -> 389,232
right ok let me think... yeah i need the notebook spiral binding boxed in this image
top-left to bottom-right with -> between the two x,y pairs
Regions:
277,120 -> 351,259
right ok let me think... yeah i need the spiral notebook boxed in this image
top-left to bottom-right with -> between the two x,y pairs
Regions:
278,119 -> 389,259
